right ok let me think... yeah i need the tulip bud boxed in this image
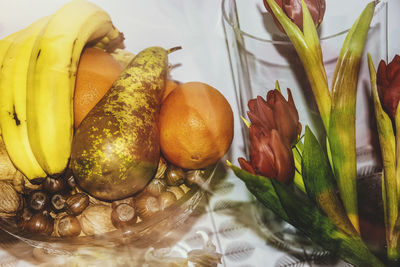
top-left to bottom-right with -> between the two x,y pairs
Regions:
263,0 -> 326,32
239,125 -> 294,184
377,55 -> 400,121
247,89 -> 301,146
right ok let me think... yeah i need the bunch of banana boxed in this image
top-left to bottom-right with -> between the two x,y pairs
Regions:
0,0 -> 123,182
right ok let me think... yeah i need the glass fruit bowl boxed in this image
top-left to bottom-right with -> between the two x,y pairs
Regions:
0,160 -> 217,253
0,0 -> 233,256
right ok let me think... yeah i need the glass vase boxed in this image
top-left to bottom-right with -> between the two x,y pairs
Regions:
222,0 -> 388,258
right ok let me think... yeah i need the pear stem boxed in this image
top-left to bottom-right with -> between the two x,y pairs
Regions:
167,46 -> 182,54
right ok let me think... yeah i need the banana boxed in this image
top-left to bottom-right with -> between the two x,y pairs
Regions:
0,17 -> 50,181
0,31 -> 19,64
26,0 -> 122,177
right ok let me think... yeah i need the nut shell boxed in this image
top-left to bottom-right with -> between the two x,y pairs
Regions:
66,193 -> 89,215
185,169 -> 205,187
166,165 -> 185,186
42,177 -> 66,194
79,205 -> 115,235
159,191 -> 177,210
28,190 -> 48,212
166,186 -> 185,200
154,156 -> 168,179
51,194 -> 66,212
0,181 -> 22,217
135,193 -> 160,219
111,197 -> 135,209
55,214 -> 81,237
111,203 -> 137,229
64,168 -> 77,188
146,178 -> 167,197
26,212 -> 54,236
16,208 -> 33,230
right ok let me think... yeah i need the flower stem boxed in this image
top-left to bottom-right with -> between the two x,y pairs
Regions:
264,0 -> 331,131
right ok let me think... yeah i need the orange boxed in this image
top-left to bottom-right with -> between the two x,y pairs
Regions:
162,80 -> 179,101
74,47 -> 123,129
159,81 -> 234,169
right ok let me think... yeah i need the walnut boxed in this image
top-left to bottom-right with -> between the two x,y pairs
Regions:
0,181 -> 22,217
79,205 -> 115,236
0,137 -> 25,182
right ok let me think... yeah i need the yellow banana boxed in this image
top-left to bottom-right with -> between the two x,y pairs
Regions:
0,33 -> 19,138
0,31 -> 19,64
26,0 -> 122,177
0,17 -> 51,181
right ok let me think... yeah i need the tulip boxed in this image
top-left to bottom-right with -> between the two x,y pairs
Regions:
377,55 -> 400,121
263,0 -> 326,32
369,55 -> 399,261
247,89 -> 302,147
238,125 -> 294,184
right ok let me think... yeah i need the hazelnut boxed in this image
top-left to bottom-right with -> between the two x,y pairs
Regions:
42,177 -> 66,193
111,197 -> 135,209
159,191 -> 177,210
179,184 -> 190,194
17,208 -> 33,230
64,169 -> 77,188
135,193 -> 160,219
166,165 -> 185,186
145,178 -> 167,197
0,181 -> 22,217
73,187 -> 111,207
51,194 -> 66,212
28,190 -> 48,212
154,156 -> 168,179
66,193 -> 89,215
26,212 -> 54,236
185,170 -> 205,187
79,205 -> 115,236
166,186 -> 185,200
111,203 -> 137,229
55,214 -> 81,237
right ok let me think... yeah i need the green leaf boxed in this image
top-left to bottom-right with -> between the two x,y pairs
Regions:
368,54 -> 399,260
228,162 -> 383,266
395,102 -> 400,206
301,0 -> 322,63
328,1 -> 376,233
271,180 -> 384,267
228,162 -> 288,221
292,140 -> 305,193
275,80 -> 281,92
302,126 -> 357,236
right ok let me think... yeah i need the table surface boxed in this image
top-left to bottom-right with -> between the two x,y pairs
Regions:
0,0 -> 399,266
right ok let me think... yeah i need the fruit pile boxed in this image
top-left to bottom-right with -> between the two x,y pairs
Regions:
0,0 -> 233,239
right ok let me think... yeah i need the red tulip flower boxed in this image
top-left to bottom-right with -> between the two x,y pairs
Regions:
263,0 -> 326,32
238,125 -> 294,184
377,55 -> 400,121
247,89 -> 302,147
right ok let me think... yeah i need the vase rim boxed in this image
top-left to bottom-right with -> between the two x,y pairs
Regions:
221,0 -> 387,45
